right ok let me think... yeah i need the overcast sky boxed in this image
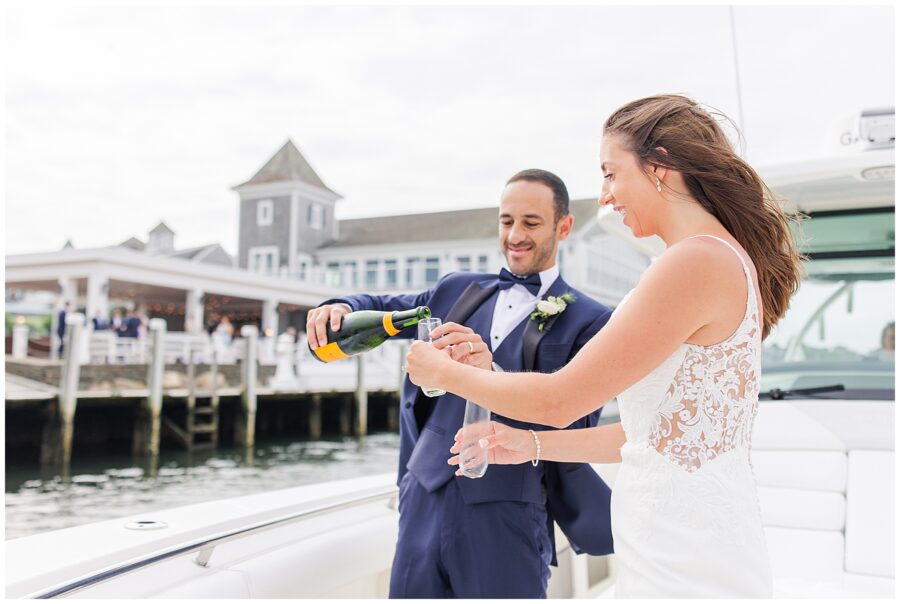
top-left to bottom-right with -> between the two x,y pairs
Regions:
5,4 -> 894,256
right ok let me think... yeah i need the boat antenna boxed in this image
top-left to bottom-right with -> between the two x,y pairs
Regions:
729,6 -> 746,134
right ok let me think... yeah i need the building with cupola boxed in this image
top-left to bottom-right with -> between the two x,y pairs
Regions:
235,140 -> 655,308
6,140 -> 656,354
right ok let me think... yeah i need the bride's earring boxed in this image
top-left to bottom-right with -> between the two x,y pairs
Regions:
656,177 -> 662,193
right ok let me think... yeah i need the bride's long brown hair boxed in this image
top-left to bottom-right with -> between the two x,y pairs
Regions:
604,94 -> 805,339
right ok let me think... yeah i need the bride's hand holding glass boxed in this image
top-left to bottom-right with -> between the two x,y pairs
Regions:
405,340 -> 457,389
447,421 -> 534,475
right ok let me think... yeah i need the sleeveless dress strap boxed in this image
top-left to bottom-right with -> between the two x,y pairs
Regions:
684,234 -> 757,327
684,235 -> 751,279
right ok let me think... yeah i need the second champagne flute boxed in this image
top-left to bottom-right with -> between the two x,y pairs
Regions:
417,317 -> 446,397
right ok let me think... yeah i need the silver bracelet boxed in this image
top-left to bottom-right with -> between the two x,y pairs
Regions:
528,429 -> 541,467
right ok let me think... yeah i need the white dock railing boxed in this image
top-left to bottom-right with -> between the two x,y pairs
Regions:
84,329 -> 409,391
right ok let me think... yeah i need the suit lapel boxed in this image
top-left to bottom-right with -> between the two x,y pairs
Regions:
523,277 -> 570,372
444,281 -> 498,325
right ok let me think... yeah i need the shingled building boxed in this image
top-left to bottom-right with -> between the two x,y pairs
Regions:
235,140 -> 653,307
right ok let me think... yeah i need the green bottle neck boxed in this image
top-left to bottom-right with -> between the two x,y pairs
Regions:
391,306 -> 431,329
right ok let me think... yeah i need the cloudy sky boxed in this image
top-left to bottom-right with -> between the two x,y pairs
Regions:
5,3 -> 894,256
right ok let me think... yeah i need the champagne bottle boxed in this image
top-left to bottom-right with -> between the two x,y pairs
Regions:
309,306 -> 431,363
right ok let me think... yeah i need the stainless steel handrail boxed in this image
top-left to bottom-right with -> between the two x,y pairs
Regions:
28,484 -> 398,599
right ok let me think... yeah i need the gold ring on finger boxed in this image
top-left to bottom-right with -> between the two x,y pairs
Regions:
467,341 -> 475,354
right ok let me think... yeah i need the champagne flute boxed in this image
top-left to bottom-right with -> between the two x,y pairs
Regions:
417,317 -> 446,397
459,400 -> 490,478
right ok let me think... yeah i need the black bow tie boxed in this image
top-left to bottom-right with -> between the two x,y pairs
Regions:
498,268 -> 542,296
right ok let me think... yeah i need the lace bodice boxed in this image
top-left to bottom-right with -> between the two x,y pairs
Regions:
608,235 -> 773,597
614,235 -> 762,473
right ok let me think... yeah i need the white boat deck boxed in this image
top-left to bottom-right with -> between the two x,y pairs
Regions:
5,398 -> 893,599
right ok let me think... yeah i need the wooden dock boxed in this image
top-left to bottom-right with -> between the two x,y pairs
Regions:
6,374 -> 57,402
6,319 -> 408,464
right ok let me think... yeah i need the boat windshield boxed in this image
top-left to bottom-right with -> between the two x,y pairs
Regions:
761,207 -> 895,399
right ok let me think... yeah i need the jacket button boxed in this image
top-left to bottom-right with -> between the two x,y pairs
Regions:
405,402 -> 412,409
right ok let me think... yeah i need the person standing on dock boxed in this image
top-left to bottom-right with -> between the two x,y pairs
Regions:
111,308 -> 124,334
91,310 -> 109,331
308,170 -> 614,598
119,308 -> 141,338
56,301 -> 70,356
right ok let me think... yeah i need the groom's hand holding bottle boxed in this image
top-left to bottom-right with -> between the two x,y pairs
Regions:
308,305 -> 492,372
306,303 -> 352,349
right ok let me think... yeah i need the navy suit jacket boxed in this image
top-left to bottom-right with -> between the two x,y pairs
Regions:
323,271 -> 615,559
119,316 -> 140,338
57,310 -> 67,338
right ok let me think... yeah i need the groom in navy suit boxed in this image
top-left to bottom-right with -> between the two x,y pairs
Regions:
308,169 -> 614,598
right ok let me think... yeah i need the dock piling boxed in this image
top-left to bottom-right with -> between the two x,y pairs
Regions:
339,394 -> 351,436
186,351 -> 196,411
309,393 -> 322,440
355,355 -> 368,437
40,314 -> 85,465
387,401 -> 399,433
235,325 -> 258,448
12,319 -> 28,359
133,319 -> 166,456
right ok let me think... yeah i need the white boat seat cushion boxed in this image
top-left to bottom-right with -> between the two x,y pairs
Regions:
752,404 -> 847,451
845,450 -> 894,577
752,450 -> 847,492
765,527 -> 845,581
758,487 -> 845,531
841,573 -> 895,597
774,574 -> 895,599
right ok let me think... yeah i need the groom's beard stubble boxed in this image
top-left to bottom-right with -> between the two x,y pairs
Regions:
504,236 -> 556,277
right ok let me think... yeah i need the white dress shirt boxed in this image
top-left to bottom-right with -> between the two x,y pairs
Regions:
489,265 -> 559,351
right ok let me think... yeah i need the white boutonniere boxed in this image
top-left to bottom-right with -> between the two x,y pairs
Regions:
530,292 -> 576,332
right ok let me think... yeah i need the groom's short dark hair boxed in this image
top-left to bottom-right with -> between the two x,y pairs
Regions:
506,169 -> 570,223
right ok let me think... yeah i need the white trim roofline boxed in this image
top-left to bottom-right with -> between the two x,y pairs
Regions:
6,247 -> 342,307
233,180 -> 342,204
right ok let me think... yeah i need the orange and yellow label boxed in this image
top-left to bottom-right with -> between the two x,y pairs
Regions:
383,314 -> 400,336
313,342 -> 350,362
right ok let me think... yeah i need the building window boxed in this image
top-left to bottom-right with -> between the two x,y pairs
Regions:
457,255 -> 471,272
249,246 -> 279,276
477,254 -> 489,273
343,261 -> 358,288
298,261 -> 307,281
325,262 -> 342,287
406,257 -> 421,287
385,259 -> 398,288
309,203 -> 324,230
425,257 -> 440,286
257,199 -> 274,226
366,260 -> 379,288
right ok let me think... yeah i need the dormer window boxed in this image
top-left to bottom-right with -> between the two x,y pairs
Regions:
257,199 -> 274,226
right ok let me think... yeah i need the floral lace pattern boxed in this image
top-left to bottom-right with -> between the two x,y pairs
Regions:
648,239 -> 761,473
649,321 -> 760,472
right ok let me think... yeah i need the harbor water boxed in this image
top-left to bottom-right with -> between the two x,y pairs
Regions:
5,432 -> 400,541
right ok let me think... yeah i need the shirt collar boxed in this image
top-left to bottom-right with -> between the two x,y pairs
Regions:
536,265 -> 559,297
508,265 -> 558,298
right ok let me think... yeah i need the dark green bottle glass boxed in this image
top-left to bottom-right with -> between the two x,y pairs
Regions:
309,306 -> 431,363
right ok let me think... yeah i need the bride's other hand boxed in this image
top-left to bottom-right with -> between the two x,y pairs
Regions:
405,340 -> 454,388
447,421 -> 535,474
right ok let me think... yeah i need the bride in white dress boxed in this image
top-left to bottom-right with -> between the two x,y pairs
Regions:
405,95 -> 804,598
